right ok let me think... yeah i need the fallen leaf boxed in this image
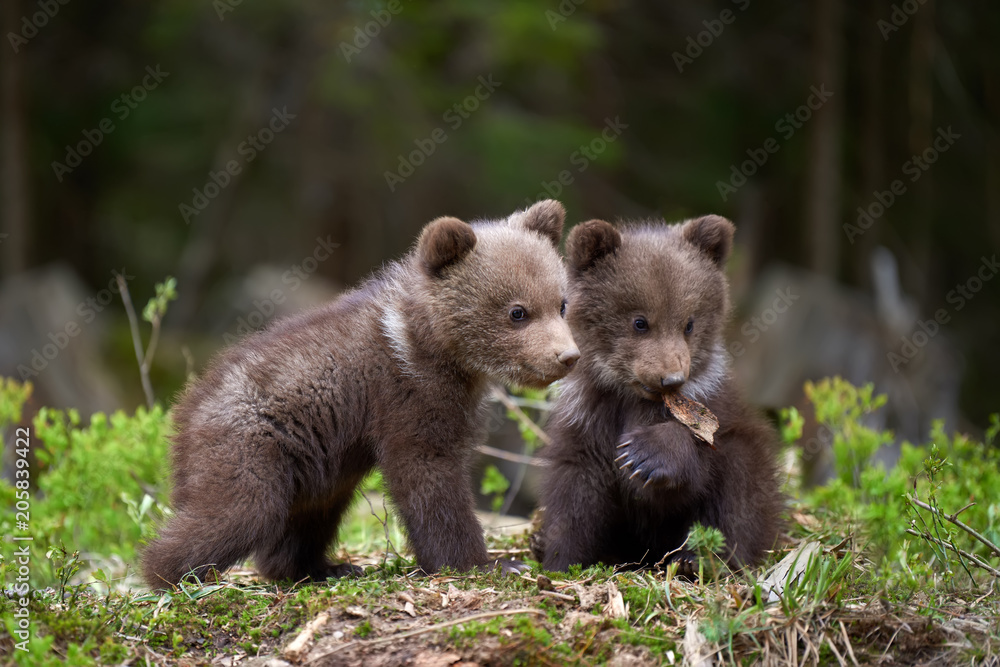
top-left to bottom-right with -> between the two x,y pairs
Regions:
758,540 -> 823,603
682,616 -> 713,667
664,392 -> 719,449
791,511 -> 821,531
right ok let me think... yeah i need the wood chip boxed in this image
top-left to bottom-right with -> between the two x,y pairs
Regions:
282,611 -> 329,663
539,590 -> 576,602
664,392 -> 719,449
603,582 -> 627,619
344,605 -> 368,618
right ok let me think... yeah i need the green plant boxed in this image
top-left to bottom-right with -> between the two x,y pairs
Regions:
481,386 -> 553,516
685,523 -> 727,580
0,377 -> 33,436
0,381 -> 172,587
806,378 -> 893,488
480,464 -> 511,513
119,275 -> 178,408
791,377 -> 1000,589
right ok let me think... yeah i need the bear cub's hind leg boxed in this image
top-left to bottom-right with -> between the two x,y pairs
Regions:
253,494 -> 364,582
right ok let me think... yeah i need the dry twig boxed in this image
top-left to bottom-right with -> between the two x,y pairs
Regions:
362,492 -> 398,567
477,444 -> 547,467
491,388 -> 553,447
905,528 -> 1000,577
116,274 -> 156,408
909,496 -> 1000,560
283,611 -> 330,663
838,620 -> 859,666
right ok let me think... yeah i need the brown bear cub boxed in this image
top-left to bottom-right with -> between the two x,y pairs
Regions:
142,200 -> 580,589
537,215 -> 782,575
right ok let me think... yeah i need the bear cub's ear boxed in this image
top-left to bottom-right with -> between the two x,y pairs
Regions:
567,219 -> 622,272
520,199 -> 566,247
418,216 -> 477,276
681,215 -> 735,267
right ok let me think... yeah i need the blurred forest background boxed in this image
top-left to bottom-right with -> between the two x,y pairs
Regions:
1,0 -> 998,457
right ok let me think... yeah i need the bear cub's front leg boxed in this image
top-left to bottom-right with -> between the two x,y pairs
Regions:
615,420 -> 708,493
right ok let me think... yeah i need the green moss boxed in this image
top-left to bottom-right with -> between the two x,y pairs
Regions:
355,619 -> 373,638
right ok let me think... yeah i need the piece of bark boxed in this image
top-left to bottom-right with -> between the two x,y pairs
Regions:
664,392 -> 719,449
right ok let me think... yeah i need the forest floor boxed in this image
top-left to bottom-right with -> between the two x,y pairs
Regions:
6,504 -> 999,667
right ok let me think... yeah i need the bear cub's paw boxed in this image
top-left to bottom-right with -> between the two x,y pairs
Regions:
614,422 -> 693,492
493,558 -> 532,575
317,562 -> 366,580
662,549 -> 699,580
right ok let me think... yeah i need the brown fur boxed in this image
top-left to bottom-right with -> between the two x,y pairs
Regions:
537,216 -> 782,574
142,201 -> 579,589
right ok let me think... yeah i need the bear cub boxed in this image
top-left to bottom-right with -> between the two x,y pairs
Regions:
537,215 -> 782,574
143,200 -> 579,589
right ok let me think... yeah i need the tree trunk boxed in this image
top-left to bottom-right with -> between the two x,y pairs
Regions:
804,0 -> 844,279
1,0 -> 31,277
987,68 -> 1000,251
906,0 -> 935,304
855,0 -> 886,289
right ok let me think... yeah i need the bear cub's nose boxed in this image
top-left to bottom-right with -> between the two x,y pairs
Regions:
557,348 -> 581,369
660,373 -> 686,389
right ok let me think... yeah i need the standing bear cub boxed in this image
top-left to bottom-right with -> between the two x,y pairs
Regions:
537,215 -> 782,574
143,200 -> 580,589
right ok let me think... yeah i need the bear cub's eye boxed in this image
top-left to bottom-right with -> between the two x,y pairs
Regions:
633,317 -> 649,333
560,300 -> 567,317
510,307 -> 527,322
685,317 -> 695,335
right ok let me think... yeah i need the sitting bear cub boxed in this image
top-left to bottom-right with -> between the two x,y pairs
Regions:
143,200 -> 580,588
537,215 -> 781,574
